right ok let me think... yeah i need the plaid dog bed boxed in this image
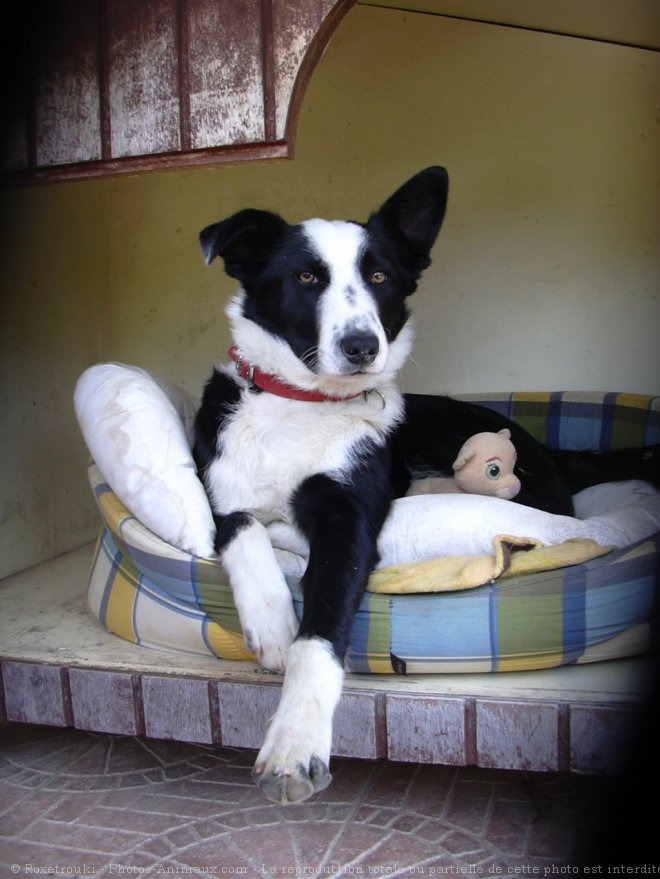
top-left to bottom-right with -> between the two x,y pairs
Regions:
86,391 -> 660,674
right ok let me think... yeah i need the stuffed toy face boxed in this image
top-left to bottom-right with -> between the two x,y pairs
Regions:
452,428 -> 521,500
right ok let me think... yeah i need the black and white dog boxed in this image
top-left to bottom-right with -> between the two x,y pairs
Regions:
193,167 -> 657,803
194,167 -> 448,803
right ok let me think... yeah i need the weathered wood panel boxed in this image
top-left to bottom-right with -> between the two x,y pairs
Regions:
0,655 -> 647,775
2,662 -> 71,727
187,0 -> 264,149
107,0 -> 181,158
333,691 -> 384,759
272,0 -> 338,140
386,694 -> 468,764
142,675 -> 216,744
216,682 -> 280,749
3,0 -> 356,183
215,682 -> 383,757
570,705 -> 642,775
34,0 -> 102,166
476,700 -> 561,771
69,668 -> 143,735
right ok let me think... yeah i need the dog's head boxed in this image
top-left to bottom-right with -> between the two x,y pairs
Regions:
200,167 -> 448,393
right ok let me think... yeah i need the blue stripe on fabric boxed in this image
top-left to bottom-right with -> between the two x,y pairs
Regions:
545,392 -> 564,449
561,564 -> 587,664
189,556 -> 201,606
113,549 -> 202,605
99,529 -> 123,628
134,577 -> 210,620
471,396 -> 514,420
644,398 -> 660,446
94,481 -> 112,500
346,592 -> 377,673
556,401 -> 604,451
584,576 -> 656,644
390,590 -> 494,663
582,539 -> 659,644
489,584 -> 500,672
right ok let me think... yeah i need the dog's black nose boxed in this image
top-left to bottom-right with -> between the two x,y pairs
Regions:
340,332 -> 379,366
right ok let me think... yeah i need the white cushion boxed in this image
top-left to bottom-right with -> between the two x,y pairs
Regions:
268,488 -> 660,576
74,363 -> 216,558
75,364 -> 660,570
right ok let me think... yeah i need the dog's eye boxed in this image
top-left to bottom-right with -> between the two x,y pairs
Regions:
370,271 -> 388,285
296,271 -> 317,285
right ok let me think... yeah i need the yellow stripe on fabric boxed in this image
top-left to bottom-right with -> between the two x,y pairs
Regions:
204,620 -> 254,661
610,539 -> 655,565
495,573 -> 564,672
610,393 -> 654,449
510,392 -> 553,444
497,651 -> 565,672
96,489 -> 134,543
104,565 -> 138,644
612,393 -> 654,411
366,656 -> 396,673
365,592 -> 394,673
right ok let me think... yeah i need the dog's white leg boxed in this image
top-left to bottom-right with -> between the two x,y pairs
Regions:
252,636 -> 343,804
221,518 -> 299,672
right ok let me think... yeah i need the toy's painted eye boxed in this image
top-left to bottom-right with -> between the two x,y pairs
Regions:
370,270 -> 388,284
296,271 -> 317,285
485,463 -> 501,480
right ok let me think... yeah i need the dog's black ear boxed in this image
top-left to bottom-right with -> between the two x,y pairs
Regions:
200,209 -> 288,281
368,166 -> 449,274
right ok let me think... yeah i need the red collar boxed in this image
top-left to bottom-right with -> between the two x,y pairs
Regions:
228,346 -> 364,403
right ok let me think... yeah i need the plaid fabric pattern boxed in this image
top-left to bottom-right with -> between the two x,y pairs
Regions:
86,392 -> 660,674
455,391 -> 660,451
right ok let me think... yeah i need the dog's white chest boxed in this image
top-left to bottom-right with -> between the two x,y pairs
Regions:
205,391 -> 396,523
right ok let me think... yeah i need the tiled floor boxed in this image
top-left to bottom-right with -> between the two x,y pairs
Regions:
0,723 -> 654,877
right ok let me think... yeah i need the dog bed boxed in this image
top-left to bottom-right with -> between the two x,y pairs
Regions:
76,364 -> 660,674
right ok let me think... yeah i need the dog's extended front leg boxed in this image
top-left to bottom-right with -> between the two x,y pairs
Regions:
252,473 -> 388,803
215,512 -> 299,672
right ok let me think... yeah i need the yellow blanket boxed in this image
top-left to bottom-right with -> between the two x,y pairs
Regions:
367,536 -> 611,594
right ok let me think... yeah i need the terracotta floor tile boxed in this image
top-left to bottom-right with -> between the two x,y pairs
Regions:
404,764 -> 457,816
22,817 -> 146,854
0,793 -> 62,835
164,824 -> 203,849
483,798 -> 535,854
78,804 -> 183,834
414,818 -> 453,843
317,757 -> 379,801
214,824 -> 300,872
390,812 -> 428,834
0,839 -> 108,873
172,841 -> 261,875
147,776 -> 253,802
138,836 -> 173,858
289,820 -> 342,868
131,791 -> 237,819
192,763 -> 259,785
364,762 -> 418,806
440,827 -> 485,857
321,823 -> 395,868
46,791 -> 106,821
0,723 -> 623,874
444,778 -> 493,832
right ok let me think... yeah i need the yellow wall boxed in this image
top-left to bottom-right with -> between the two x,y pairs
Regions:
1,5 -> 658,577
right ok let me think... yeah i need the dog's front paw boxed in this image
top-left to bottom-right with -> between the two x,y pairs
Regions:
243,596 -> 298,673
252,752 -> 332,804
250,637 -> 343,803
